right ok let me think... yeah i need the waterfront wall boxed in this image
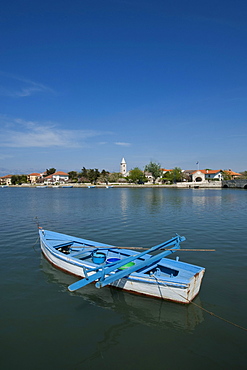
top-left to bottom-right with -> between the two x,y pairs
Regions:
222,179 -> 247,189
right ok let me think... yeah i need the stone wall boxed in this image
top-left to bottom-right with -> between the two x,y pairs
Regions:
222,179 -> 247,189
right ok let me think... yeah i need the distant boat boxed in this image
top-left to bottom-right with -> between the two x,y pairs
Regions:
1,185 -> 8,188
88,185 -> 95,188
36,185 -> 47,188
62,185 -> 73,188
106,185 -> 113,188
52,185 -> 60,188
39,228 -> 205,304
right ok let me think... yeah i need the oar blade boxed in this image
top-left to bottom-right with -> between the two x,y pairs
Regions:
68,271 -> 101,291
68,278 -> 89,292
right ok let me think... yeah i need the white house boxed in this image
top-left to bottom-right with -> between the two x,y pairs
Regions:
203,170 -> 223,181
190,170 -> 223,182
0,174 -> 12,185
44,171 -> 69,184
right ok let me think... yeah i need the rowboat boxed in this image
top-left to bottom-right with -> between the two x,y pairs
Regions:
39,229 -> 205,304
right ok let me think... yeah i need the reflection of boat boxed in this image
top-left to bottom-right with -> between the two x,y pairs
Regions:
40,256 -> 204,331
39,229 -> 205,304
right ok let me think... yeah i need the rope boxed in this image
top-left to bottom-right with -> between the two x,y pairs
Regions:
32,235 -> 40,253
189,300 -> 247,332
154,276 -> 247,332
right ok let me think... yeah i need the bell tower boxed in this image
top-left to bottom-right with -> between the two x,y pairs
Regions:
120,157 -> 127,176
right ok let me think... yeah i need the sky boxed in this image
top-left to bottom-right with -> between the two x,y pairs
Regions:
0,0 -> 247,175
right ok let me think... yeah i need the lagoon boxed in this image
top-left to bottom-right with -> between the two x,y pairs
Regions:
1,187 -> 246,369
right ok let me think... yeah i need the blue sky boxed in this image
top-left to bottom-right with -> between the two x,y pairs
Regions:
0,0 -> 246,175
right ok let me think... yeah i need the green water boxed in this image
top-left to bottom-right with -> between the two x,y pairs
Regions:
0,187 -> 246,369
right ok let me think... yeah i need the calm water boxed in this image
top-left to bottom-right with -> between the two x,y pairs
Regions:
1,187 -> 246,369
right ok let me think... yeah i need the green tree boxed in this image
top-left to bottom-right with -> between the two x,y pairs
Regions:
11,174 -> 27,185
240,171 -> 247,179
68,171 -> 78,182
222,171 -> 232,180
144,161 -> 162,184
162,167 -> 183,183
108,172 -> 122,182
78,167 -> 89,182
81,167 -> 88,178
46,168 -> 56,175
87,169 -> 100,184
171,167 -> 184,183
99,169 -> 110,183
162,171 -> 173,183
128,167 -> 146,184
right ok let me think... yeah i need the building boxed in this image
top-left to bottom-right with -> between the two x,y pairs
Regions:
43,171 -> 69,184
223,170 -> 242,179
0,175 -> 12,185
120,158 -> 127,176
184,170 -> 223,182
27,173 -> 42,184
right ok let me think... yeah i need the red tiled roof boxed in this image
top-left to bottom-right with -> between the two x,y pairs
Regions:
28,173 -> 41,176
44,171 -> 69,178
224,170 -> 241,176
53,171 -> 69,176
1,174 -> 12,179
191,170 -> 221,174
201,170 -> 221,174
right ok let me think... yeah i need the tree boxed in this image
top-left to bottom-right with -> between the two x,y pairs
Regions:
128,167 -> 146,184
171,167 -> 184,183
11,174 -> 27,185
81,167 -> 88,178
144,161 -> 162,184
240,171 -> 247,179
162,171 -> 173,183
46,168 -> 56,176
108,172 -> 122,182
87,169 -> 100,184
68,171 -> 78,182
222,171 -> 232,180
99,169 -> 110,184
162,167 -> 183,183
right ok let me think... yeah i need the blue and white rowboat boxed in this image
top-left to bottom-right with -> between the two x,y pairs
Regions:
39,228 -> 205,304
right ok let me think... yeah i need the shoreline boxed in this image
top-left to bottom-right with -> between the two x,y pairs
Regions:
4,182 -> 223,189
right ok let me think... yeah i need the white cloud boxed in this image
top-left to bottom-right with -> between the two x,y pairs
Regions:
0,117 -> 105,148
115,142 -> 131,147
0,71 -> 54,97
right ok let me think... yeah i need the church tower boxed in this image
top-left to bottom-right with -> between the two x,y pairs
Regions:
120,157 -> 127,176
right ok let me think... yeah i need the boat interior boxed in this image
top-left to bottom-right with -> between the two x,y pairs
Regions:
54,242 -> 180,278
